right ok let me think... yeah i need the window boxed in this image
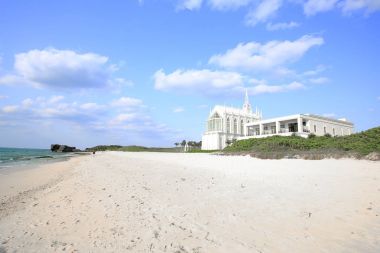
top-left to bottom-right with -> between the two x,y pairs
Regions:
333,128 -> 335,136
255,128 -> 260,135
314,125 -> 317,133
240,120 -> 244,135
324,126 -> 326,134
233,118 -> 237,134
226,118 -> 230,134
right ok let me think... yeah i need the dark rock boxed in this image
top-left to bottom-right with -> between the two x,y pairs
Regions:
51,144 -> 81,152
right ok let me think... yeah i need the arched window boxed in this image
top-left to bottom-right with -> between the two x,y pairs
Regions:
233,118 -> 237,134
226,117 -> 230,134
240,120 -> 244,135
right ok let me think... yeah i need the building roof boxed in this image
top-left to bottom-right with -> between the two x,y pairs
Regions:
303,114 -> 354,125
210,105 -> 261,118
245,113 -> 354,126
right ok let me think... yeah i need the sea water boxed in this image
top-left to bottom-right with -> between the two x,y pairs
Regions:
0,147 -> 77,171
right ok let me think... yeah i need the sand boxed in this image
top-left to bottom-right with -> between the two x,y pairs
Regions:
0,152 -> 379,253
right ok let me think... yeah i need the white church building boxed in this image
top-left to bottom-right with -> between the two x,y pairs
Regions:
201,91 -> 354,150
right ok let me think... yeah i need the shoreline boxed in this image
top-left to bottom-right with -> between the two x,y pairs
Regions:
0,152 -> 379,252
0,155 -> 85,219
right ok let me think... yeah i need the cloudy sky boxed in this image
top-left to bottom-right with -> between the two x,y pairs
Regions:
0,0 -> 379,148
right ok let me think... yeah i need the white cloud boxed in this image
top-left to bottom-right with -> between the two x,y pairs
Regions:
303,65 -> 327,76
0,95 -> 177,146
177,0 -> 203,10
80,102 -> 105,111
341,0 -> 380,13
304,0 -> 339,16
245,0 -> 283,26
0,48 -> 130,90
309,77 -> 329,84
1,105 -> 19,113
153,68 -> 305,96
304,0 -> 380,15
248,81 -> 305,95
21,98 -> 34,108
377,96 -> 380,100
0,95 -> 8,100
208,0 -> 253,10
154,69 -> 244,92
48,95 -> 65,104
0,74 -> 31,86
110,113 -> 138,125
173,107 -> 185,113
266,21 -> 300,31
175,0 -> 380,23
209,35 -> 324,71
111,97 -> 143,107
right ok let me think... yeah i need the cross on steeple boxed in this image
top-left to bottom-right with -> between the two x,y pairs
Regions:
242,89 -> 252,113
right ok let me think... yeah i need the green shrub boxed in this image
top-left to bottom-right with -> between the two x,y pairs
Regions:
224,127 -> 380,156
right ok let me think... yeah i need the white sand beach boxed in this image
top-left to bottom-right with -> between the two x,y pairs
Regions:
0,152 -> 379,252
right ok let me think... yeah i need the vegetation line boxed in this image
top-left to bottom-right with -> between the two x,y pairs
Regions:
223,127 -> 380,160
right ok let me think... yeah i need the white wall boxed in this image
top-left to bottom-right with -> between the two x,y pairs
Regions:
202,133 -> 221,150
307,118 -> 353,136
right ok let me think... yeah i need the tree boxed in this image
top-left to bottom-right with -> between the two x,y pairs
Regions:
181,140 -> 187,147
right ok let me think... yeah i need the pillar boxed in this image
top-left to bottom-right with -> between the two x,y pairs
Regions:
259,123 -> 264,135
276,121 -> 280,134
297,116 -> 302,133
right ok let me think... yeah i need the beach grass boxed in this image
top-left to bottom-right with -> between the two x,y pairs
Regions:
85,145 -> 180,153
224,126 -> 380,159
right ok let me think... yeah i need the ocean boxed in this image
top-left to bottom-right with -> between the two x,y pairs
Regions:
0,147 -> 77,170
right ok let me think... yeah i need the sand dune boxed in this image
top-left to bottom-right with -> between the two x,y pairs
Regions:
0,152 -> 379,252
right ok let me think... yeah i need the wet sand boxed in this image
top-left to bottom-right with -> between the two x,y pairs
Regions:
0,152 -> 379,252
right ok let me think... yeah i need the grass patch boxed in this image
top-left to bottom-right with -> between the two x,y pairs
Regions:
85,145 -> 179,153
224,126 -> 380,159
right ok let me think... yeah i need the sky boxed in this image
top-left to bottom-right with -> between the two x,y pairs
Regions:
0,0 -> 379,149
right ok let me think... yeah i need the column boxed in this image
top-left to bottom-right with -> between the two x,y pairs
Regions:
259,123 -> 264,136
297,116 -> 302,133
276,121 -> 280,134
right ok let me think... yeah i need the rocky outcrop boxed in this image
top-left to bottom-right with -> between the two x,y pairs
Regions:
51,144 -> 81,152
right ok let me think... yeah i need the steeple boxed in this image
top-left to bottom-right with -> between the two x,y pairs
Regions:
242,89 -> 252,113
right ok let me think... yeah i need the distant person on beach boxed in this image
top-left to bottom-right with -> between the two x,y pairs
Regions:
92,151 -> 96,155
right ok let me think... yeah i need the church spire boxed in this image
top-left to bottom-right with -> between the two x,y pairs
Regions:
242,89 -> 252,113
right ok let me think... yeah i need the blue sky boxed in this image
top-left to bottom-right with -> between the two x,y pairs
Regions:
0,0 -> 379,149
